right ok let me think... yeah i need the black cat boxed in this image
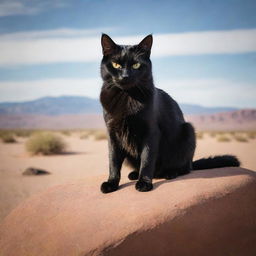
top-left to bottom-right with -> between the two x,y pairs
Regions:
100,34 -> 240,193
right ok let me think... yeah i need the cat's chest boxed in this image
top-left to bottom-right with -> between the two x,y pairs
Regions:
100,86 -> 145,117
111,115 -> 147,157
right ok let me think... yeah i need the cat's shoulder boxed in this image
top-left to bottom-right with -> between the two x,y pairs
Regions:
155,87 -> 183,114
155,87 -> 175,102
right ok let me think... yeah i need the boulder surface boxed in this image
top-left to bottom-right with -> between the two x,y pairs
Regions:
0,167 -> 256,256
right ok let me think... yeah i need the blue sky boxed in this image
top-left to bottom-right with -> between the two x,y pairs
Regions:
0,0 -> 256,107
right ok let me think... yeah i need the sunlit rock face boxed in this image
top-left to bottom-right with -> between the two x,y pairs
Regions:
0,167 -> 256,256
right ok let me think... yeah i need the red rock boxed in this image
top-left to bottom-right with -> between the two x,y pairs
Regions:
0,167 -> 256,256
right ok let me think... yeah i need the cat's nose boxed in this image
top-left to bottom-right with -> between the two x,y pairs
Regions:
121,69 -> 129,79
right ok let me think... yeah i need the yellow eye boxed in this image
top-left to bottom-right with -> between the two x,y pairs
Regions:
112,62 -> 122,69
132,63 -> 141,69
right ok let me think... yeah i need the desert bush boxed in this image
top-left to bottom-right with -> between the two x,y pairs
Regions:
26,132 -> 66,155
246,131 -> 256,139
13,129 -> 35,137
79,129 -> 95,139
1,133 -> 16,143
209,132 -> 217,137
215,131 -> 226,135
233,134 -> 248,143
60,130 -> 71,136
80,133 -> 90,139
93,130 -> 108,140
196,132 -> 204,139
217,135 -> 231,142
0,130 -> 11,137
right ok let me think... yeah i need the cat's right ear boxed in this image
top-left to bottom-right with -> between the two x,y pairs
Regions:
101,34 -> 117,56
138,34 -> 153,53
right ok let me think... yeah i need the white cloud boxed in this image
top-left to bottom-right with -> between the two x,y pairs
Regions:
0,78 -> 102,102
0,0 -> 68,17
0,78 -> 255,108
0,1 -> 39,16
0,28 -> 114,40
0,28 -> 256,66
157,78 -> 256,108
153,29 -> 256,56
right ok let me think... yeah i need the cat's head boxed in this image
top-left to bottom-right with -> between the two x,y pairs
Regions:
100,34 -> 153,90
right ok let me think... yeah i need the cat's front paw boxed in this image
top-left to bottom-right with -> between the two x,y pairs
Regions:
128,170 -> 139,180
135,180 -> 153,192
101,181 -> 119,193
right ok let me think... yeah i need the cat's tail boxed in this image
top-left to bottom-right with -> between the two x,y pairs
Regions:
192,155 -> 240,170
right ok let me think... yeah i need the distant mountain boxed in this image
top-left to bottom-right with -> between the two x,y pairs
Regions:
179,104 -> 237,115
0,96 -> 238,115
0,96 -> 102,115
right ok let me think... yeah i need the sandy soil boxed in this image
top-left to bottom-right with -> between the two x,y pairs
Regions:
0,133 -> 255,222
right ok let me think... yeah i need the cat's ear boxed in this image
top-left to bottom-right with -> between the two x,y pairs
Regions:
101,34 -> 118,56
138,34 -> 153,53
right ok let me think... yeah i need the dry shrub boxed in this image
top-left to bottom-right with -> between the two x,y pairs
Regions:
246,131 -> 256,140
79,129 -> 94,139
0,133 -> 16,143
26,132 -> 66,155
93,130 -> 108,140
196,132 -> 204,139
209,132 -> 217,138
217,135 -> 231,142
0,130 -> 11,137
60,130 -> 71,136
233,134 -> 248,143
80,133 -> 90,139
13,129 -> 35,137
215,131 -> 226,136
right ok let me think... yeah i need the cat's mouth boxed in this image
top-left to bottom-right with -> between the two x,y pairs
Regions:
113,78 -> 135,90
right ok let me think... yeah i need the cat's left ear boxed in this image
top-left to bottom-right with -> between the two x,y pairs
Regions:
138,34 -> 153,53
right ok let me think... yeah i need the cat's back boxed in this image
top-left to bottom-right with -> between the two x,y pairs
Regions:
155,88 -> 185,123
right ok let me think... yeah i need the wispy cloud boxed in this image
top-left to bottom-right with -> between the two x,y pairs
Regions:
0,1 -> 39,16
0,28 -> 256,66
0,78 -> 255,108
0,78 -> 102,102
0,0 -> 68,17
154,29 -> 256,56
0,27 -> 115,40
158,78 -> 256,108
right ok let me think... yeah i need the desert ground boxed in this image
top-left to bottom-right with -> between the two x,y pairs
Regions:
0,130 -> 256,222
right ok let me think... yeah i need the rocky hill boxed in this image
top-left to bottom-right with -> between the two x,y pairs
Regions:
0,109 -> 255,130
187,109 -> 256,131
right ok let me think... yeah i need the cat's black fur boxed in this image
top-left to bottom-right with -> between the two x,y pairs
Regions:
100,34 -> 240,193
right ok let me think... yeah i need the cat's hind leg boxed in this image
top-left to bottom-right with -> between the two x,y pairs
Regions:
125,155 -> 140,180
163,122 -> 195,180
128,170 -> 139,180
164,161 -> 192,180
